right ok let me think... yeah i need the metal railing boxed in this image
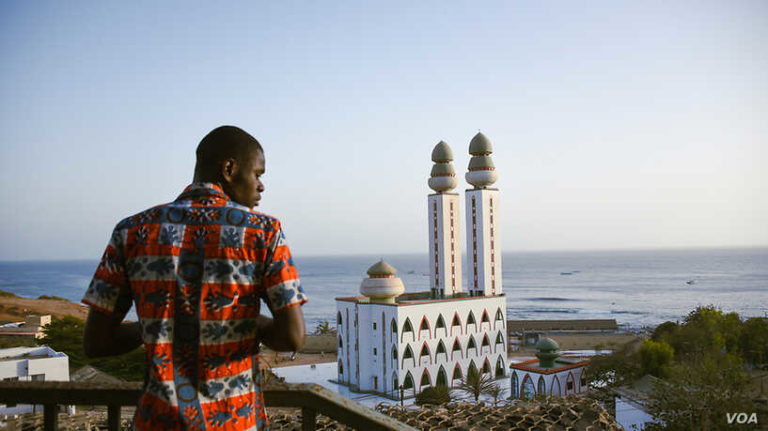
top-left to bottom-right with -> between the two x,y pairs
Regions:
0,381 -> 416,431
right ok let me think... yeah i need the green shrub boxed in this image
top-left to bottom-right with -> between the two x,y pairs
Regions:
415,385 -> 452,406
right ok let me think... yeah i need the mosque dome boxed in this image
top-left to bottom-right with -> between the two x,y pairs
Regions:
429,141 -> 458,193
465,133 -> 498,188
360,259 -> 404,304
535,337 -> 560,369
469,132 -> 493,155
431,140 -> 454,162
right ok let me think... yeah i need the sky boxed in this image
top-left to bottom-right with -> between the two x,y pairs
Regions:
1,1 -> 766,261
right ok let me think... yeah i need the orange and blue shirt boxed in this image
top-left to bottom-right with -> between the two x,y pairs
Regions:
82,183 -> 307,430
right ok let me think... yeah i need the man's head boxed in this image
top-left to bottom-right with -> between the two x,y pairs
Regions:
194,126 -> 265,208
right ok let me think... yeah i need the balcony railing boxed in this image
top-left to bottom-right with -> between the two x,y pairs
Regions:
0,381 -> 416,431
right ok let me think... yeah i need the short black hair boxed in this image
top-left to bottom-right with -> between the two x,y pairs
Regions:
194,126 -> 263,181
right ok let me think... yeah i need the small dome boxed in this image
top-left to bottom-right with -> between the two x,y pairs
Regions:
469,132 -> 493,155
467,155 -> 495,171
428,176 -> 458,192
431,141 -> 454,162
367,259 -> 397,276
430,163 -> 456,177
536,337 -> 560,352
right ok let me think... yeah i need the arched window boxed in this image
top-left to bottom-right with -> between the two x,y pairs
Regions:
402,345 -> 414,368
419,342 -> 431,364
419,316 -> 431,339
337,312 -> 342,325
467,336 -> 477,354
404,372 -> 414,390
338,337 -> 343,349
481,310 -> 490,324
401,318 -> 413,342
420,369 -> 431,388
482,358 -> 491,374
511,372 -> 519,398
482,334 -> 491,348
495,307 -> 504,322
551,376 -> 562,396
435,314 -> 446,337
468,360 -> 478,377
452,338 -> 462,359
538,376 -> 546,395
467,311 -> 476,326
436,340 -> 447,355
522,375 -> 535,399
451,313 -> 461,327
566,372 -> 575,395
338,360 -> 343,375
495,331 -> 504,345
391,318 -> 397,334
436,366 -> 447,387
495,357 -> 505,378
452,364 -> 463,384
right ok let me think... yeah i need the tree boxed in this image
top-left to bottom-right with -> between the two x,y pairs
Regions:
740,317 -> 768,366
486,384 -> 504,406
639,339 -> 674,378
314,320 -> 336,336
415,385 -> 452,406
457,368 -> 497,403
37,316 -> 146,381
644,356 -> 758,431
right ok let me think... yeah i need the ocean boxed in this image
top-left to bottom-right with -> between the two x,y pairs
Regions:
1,248 -> 766,331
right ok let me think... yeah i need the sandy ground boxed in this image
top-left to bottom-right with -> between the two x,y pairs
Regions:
260,350 -> 338,368
0,293 -> 89,323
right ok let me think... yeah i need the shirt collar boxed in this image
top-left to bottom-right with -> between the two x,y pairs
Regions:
176,182 -> 229,202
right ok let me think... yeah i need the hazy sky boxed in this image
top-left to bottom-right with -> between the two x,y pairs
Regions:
1,1 -> 766,261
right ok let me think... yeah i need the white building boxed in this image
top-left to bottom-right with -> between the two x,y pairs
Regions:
0,346 -> 70,415
336,133 -> 508,399
509,338 -> 590,399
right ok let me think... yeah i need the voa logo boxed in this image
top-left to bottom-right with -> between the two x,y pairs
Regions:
726,412 -> 758,425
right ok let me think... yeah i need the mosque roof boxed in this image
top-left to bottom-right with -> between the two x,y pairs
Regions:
366,259 -> 397,276
469,132 -> 493,155
431,140 -> 454,162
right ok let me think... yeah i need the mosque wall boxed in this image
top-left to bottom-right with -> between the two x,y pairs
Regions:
428,193 -> 462,297
465,188 -> 502,296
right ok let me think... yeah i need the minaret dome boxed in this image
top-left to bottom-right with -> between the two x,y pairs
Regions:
360,259 -> 404,303
429,140 -> 458,192
466,132 -> 498,188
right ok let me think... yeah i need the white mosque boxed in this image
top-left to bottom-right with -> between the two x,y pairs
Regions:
335,133 -> 508,399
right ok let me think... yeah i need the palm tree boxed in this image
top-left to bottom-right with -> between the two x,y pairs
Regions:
457,368 -> 497,403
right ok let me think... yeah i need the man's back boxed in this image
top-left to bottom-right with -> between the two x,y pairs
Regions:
82,127 -> 307,431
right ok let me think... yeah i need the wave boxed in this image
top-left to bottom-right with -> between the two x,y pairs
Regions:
524,297 -> 582,302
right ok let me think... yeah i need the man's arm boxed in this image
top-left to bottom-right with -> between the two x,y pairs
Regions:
83,308 -> 143,358
256,305 -> 305,352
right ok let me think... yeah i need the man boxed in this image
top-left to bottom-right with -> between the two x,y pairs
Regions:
82,126 -> 307,430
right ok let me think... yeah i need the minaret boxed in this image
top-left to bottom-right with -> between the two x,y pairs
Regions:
465,132 -> 502,296
428,141 -> 462,298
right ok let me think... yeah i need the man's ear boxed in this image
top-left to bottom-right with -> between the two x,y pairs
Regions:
221,158 -> 237,183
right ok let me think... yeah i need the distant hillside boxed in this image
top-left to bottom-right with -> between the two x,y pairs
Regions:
0,289 -> 88,323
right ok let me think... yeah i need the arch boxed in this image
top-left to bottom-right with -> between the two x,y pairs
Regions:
566,371 -> 575,395
466,311 -> 477,332
435,313 -> 446,337
338,360 -> 343,375
436,366 -> 447,387
480,309 -> 491,330
391,346 -> 398,368
495,357 -> 505,378
451,337 -> 462,360
495,331 -> 504,345
482,358 -> 491,375
452,363 -> 463,386
337,312 -> 342,325
418,316 -> 431,340
436,340 -> 447,360
495,307 -> 504,322
338,336 -> 343,349
392,372 -> 399,396
467,335 -> 477,356
481,334 -> 491,354
451,312 -> 462,335
550,376 -> 562,396
521,374 -> 535,399
403,372 -> 414,390
401,318 -> 414,343
538,376 -> 546,395
419,341 -> 431,365
391,318 -> 397,335
420,368 -> 432,390
402,345 -> 414,368
511,372 -> 519,398
468,360 -> 478,377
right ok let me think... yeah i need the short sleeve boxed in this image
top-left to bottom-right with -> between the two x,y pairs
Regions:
261,222 -> 308,313
82,225 -> 133,319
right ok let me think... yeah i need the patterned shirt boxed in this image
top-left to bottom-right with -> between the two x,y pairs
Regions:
82,183 -> 307,431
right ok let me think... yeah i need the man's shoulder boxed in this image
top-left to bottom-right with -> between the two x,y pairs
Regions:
114,203 -> 173,230
112,201 -> 284,232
